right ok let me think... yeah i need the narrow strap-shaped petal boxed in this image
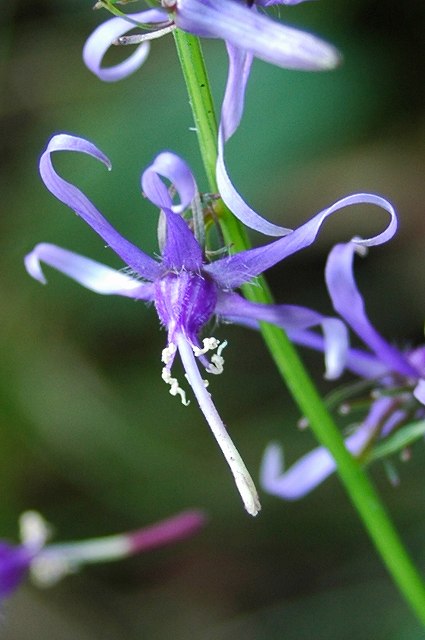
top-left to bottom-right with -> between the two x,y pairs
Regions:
161,209 -> 203,271
285,328 -> 388,379
215,291 -> 348,379
325,242 -> 417,378
204,193 -> 398,289
25,243 -> 154,299
413,379 -> 425,405
176,334 -> 261,516
83,9 -> 167,82
173,0 -> 340,71
141,151 -> 196,214
216,44 -> 291,236
260,396 -> 393,500
39,134 -> 161,282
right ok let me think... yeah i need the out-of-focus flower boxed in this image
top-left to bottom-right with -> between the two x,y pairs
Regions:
25,134 -> 395,513
0,509 -> 206,600
261,241 -> 425,499
83,0 -> 339,82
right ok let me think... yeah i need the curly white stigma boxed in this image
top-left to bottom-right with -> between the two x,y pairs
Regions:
193,337 -> 228,375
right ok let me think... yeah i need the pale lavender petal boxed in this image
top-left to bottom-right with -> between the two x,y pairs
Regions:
286,329 -> 388,379
83,9 -> 166,82
325,242 -> 416,378
216,44 -> 291,237
261,397 -> 393,499
204,193 -> 398,289
413,379 -> 425,406
161,210 -> 203,271
174,0 -> 340,70
25,243 -> 154,299
141,151 -> 196,214
39,134 -> 161,282
216,291 -> 348,378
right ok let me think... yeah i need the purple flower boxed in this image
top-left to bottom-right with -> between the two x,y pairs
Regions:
1,510 -> 205,600
83,0 -> 339,82
261,241 -> 425,500
26,135 -> 397,514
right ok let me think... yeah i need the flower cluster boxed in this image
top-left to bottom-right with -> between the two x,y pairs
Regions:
261,241 -> 425,499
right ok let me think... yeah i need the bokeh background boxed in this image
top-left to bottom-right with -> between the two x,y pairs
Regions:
1,1 -> 425,638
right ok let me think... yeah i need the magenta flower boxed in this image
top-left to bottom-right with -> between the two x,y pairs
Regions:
0,510 -> 205,600
25,134 -> 396,514
83,0 -> 339,82
261,241 -> 425,500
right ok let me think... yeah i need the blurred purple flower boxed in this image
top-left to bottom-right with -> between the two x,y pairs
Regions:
1,510 -> 205,600
261,241 -> 425,500
83,0 -> 339,82
25,134 -> 395,513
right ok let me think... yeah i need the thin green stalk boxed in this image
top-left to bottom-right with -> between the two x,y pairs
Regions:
173,29 -> 425,625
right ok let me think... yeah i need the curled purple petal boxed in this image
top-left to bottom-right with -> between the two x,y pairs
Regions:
174,0 -> 340,71
204,193 -> 399,289
261,397 -> 393,499
325,242 -> 416,377
141,151 -> 196,213
83,9 -> 167,82
25,243 -> 154,299
216,45 -> 291,237
39,134 -> 161,282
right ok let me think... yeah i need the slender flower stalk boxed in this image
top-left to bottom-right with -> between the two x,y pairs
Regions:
0,510 -> 205,599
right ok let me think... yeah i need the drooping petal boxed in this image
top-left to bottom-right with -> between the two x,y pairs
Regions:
176,334 -> 261,516
204,193 -> 398,289
325,242 -> 417,378
216,44 -> 292,236
25,243 -> 154,299
173,0 -> 340,71
83,9 -> 167,82
161,209 -> 203,271
39,134 -> 161,282
285,328 -> 388,379
141,151 -> 196,214
215,291 -> 348,379
260,396 -> 393,500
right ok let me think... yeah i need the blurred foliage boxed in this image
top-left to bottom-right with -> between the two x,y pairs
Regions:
1,1 -> 425,638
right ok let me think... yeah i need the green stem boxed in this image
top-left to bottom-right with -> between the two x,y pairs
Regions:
173,29 -> 425,625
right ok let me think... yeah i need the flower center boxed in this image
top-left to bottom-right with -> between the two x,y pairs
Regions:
154,270 -> 217,345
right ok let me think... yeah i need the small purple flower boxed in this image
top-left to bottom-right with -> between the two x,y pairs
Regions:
83,0 -> 339,82
261,241 -> 425,499
1,510 -> 205,600
26,134 -> 396,514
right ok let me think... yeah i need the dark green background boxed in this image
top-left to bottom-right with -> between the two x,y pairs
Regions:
1,1 -> 425,637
